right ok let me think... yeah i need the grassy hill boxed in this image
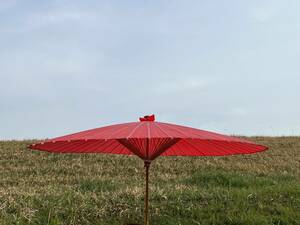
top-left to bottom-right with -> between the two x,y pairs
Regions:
0,137 -> 299,225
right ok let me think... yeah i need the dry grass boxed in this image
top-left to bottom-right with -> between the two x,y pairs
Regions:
0,137 -> 299,224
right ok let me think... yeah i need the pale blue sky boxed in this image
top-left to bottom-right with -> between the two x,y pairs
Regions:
1,0 -> 300,139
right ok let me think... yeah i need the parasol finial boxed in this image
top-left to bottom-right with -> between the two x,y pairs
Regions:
139,114 -> 155,122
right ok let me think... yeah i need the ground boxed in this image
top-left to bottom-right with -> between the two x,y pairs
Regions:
0,137 -> 299,225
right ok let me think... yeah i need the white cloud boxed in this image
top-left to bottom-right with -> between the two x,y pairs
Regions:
250,1 -> 282,23
153,76 -> 212,94
230,108 -> 247,117
0,0 -> 18,12
23,9 -> 97,31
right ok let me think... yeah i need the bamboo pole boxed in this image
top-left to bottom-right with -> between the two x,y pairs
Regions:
144,161 -> 150,225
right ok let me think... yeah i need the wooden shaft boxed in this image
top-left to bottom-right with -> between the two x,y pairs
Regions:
144,161 -> 150,225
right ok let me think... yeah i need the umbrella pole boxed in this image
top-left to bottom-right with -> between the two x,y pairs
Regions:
144,161 -> 150,225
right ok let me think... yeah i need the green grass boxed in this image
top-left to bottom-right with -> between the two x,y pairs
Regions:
0,137 -> 299,224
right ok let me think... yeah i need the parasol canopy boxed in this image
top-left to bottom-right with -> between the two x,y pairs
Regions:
30,115 -> 267,159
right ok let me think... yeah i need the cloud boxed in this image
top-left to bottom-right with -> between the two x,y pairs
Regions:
0,0 -> 18,12
20,10 -> 97,32
229,108 -> 247,117
152,76 -> 212,94
250,1 -> 282,23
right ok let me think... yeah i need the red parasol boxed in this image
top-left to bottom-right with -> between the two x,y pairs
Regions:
29,115 -> 268,225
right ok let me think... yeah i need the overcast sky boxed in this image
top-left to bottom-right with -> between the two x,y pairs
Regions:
1,0 -> 300,139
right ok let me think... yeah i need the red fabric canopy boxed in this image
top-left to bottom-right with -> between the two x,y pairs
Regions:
30,115 -> 267,161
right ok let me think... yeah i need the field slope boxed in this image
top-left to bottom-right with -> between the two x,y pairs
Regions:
0,137 -> 299,225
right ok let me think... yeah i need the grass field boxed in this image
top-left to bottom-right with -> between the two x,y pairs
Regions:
0,137 -> 299,225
